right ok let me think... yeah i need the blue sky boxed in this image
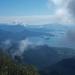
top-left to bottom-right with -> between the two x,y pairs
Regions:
0,0 -> 75,25
0,0 -> 54,16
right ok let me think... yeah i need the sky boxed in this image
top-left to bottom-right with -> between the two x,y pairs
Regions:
0,0 -> 52,16
0,0 -> 75,25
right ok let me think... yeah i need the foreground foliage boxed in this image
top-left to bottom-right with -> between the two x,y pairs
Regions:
0,50 -> 39,75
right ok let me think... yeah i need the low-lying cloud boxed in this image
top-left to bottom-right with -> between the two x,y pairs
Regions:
0,38 -> 46,56
0,39 -> 32,56
18,39 -> 32,55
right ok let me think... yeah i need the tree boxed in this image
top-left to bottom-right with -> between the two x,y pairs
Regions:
0,49 -> 39,75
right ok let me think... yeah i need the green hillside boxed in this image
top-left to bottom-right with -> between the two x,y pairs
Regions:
0,49 -> 39,75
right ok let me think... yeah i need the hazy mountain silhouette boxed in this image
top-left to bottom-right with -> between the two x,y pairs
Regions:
40,57 -> 75,75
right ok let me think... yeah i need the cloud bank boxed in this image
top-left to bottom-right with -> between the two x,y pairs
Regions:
48,0 -> 75,24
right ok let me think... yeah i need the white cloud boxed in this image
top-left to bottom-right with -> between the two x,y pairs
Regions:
51,0 -> 75,17
18,39 -> 32,55
52,0 -> 65,7
48,0 -> 75,24
50,0 -> 68,16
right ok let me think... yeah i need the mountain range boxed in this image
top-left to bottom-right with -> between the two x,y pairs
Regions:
0,23 -> 75,75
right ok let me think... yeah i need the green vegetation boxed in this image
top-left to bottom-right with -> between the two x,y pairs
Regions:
0,50 -> 39,75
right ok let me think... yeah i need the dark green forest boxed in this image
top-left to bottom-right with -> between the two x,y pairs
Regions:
0,49 -> 39,75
